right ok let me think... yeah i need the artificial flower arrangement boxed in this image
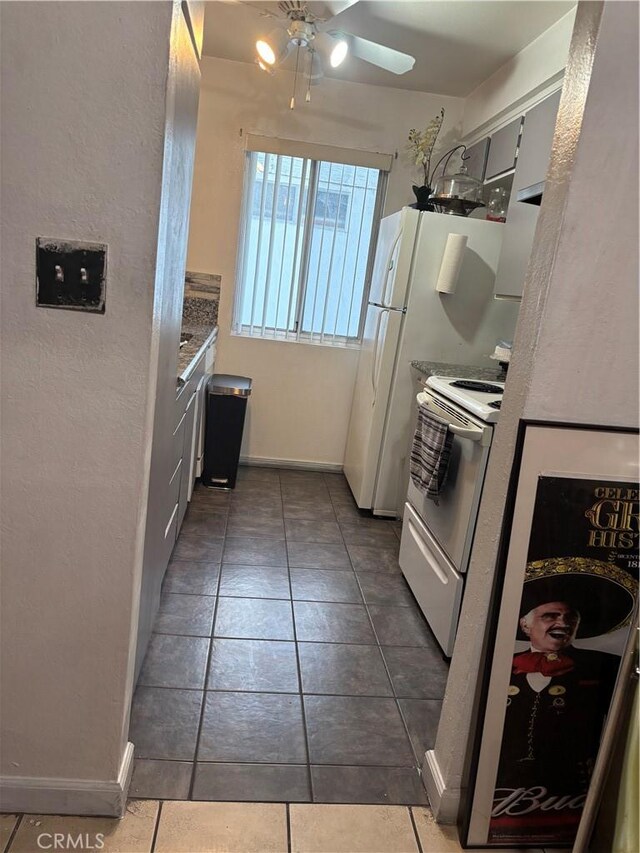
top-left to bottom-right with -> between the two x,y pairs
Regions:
407,107 -> 445,207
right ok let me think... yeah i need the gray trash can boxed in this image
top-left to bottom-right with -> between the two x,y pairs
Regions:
202,374 -> 252,489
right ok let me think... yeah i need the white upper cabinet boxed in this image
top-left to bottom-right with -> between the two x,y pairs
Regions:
484,117 -> 523,181
513,90 -> 562,193
493,91 -> 562,298
464,137 -> 490,182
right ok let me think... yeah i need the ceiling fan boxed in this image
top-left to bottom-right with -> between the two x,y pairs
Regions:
230,0 -> 416,107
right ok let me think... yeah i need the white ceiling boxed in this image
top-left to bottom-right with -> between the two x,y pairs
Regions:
203,1 -> 575,96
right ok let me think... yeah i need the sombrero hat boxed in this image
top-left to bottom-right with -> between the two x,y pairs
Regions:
517,557 -> 637,639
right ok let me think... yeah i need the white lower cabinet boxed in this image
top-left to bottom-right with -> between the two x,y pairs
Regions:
161,460 -> 182,566
174,337 -> 216,533
177,389 -> 197,530
399,501 -> 463,657
193,374 -> 208,481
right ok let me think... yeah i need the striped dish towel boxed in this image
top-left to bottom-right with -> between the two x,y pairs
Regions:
410,403 -> 453,503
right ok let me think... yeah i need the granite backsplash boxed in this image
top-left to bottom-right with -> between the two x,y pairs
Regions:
182,294 -> 218,329
183,270 -> 220,326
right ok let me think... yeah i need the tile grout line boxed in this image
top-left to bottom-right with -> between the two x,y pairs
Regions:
138,640 -> 439,693
340,494 -> 441,776
286,801 -> 292,853
144,758 -> 417,768
342,499 -> 426,779
149,800 -> 164,853
408,806 -> 425,853
176,593 -> 424,609
186,501 -> 226,801
326,487 -> 423,785
282,469 -> 315,804
356,592 -> 424,769
395,697 -> 425,769
5,813 -> 24,852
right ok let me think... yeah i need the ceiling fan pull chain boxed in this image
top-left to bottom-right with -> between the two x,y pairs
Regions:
290,44 -> 301,110
306,49 -> 314,103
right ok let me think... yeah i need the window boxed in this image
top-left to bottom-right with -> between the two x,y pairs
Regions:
314,188 -> 349,229
234,149 -> 385,345
252,180 -> 298,222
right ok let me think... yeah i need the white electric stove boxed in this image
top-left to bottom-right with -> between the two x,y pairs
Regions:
426,375 -> 505,423
399,373 -> 506,656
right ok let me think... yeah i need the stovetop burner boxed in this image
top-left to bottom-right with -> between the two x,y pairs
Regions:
488,400 -> 502,410
450,380 -> 504,394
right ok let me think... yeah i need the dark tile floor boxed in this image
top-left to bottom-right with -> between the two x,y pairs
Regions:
129,467 -> 449,805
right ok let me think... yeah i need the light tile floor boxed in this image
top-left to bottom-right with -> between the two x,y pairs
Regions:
129,468 -> 451,805
0,802 -> 554,853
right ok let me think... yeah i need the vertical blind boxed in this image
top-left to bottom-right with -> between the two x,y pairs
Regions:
234,150 -> 385,345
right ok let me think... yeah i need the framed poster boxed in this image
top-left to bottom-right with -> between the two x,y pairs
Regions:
464,424 -> 639,848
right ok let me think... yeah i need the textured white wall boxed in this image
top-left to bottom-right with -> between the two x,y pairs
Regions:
523,1 -> 638,426
0,1 -> 171,786
187,57 -> 464,466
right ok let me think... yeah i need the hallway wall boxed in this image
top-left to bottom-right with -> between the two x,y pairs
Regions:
0,0 -> 175,813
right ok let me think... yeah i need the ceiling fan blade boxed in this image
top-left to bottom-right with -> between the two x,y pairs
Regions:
321,0 -> 360,18
329,30 -> 415,75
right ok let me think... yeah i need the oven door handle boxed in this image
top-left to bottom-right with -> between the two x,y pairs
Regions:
449,423 -> 482,442
417,390 -> 489,445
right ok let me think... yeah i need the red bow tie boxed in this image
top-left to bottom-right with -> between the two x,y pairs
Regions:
512,651 -> 575,677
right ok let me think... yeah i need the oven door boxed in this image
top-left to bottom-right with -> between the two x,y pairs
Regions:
407,389 -> 493,573
399,501 -> 463,657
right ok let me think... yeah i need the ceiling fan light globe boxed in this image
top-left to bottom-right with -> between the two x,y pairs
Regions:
256,39 -> 276,65
256,28 -> 291,66
330,39 -> 349,68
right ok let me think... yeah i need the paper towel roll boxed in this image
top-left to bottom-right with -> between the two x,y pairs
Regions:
436,233 -> 468,294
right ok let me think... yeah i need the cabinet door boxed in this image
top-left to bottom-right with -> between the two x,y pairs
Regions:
493,90 -> 562,298
485,117 -> 523,180
177,389 -> 197,531
493,196 -> 540,298
513,90 -> 562,192
193,375 -> 208,479
463,138 -> 490,182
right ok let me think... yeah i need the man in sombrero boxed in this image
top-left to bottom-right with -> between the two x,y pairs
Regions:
491,557 -> 637,842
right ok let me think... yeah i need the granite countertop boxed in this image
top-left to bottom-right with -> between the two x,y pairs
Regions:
411,359 -> 508,382
178,324 -> 218,379
177,291 -> 219,379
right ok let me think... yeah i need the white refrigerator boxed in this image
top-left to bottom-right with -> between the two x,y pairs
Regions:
343,207 -> 520,517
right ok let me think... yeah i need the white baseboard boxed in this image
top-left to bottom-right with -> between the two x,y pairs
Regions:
421,749 -> 461,825
0,742 -> 134,817
239,455 -> 343,473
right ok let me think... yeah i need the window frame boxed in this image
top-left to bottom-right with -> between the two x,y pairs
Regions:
233,150 -> 388,348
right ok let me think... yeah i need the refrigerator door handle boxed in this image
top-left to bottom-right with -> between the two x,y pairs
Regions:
380,230 -> 403,307
370,308 -> 389,398
368,301 -> 406,313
